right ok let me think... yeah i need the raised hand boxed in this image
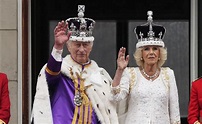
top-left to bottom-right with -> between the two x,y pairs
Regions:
112,47 -> 130,87
54,20 -> 71,50
117,47 -> 129,70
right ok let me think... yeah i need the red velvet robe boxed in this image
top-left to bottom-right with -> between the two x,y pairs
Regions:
188,77 -> 202,124
0,73 -> 10,124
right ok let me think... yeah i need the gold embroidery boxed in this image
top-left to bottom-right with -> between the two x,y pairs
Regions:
129,67 -> 136,93
113,88 -> 121,94
161,67 -> 170,91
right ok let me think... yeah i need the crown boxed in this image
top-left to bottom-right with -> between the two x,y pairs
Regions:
134,11 -> 166,48
66,5 -> 95,42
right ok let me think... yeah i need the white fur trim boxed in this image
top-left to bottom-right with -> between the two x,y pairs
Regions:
31,64 -> 53,124
69,36 -> 94,42
136,40 -> 165,48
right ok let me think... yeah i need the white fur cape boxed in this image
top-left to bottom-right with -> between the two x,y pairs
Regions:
31,55 -> 119,124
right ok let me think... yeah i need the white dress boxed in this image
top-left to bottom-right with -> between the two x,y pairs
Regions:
111,67 -> 181,124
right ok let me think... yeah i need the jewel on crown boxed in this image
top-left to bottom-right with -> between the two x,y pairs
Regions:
134,10 -> 166,48
66,5 -> 95,41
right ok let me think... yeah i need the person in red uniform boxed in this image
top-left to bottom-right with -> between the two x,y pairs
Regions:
0,73 -> 10,124
188,77 -> 202,124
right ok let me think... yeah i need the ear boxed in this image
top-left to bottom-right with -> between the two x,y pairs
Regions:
66,42 -> 71,52
89,46 -> 93,52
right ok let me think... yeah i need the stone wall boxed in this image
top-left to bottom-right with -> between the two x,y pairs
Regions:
0,0 -> 18,123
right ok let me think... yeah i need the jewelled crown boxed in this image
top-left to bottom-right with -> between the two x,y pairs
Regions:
66,5 -> 95,42
134,11 -> 166,48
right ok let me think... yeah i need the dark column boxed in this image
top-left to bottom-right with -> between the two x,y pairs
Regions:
199,0 -> 202,76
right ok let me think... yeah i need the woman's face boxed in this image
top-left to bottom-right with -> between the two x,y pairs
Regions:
142,45 -> 160,66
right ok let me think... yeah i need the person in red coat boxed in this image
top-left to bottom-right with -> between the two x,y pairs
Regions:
0,73 -> 10,124
188,77 -> 202,124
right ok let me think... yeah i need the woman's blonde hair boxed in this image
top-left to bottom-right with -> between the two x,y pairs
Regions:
133,47 -> 167,67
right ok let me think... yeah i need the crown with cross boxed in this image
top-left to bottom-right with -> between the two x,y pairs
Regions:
134,11 -> 166,48
66,5 -> 95,42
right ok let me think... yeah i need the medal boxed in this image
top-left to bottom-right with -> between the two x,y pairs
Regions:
74,92 -> 83,106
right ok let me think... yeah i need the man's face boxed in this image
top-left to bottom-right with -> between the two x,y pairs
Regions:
67,41 -> 93,64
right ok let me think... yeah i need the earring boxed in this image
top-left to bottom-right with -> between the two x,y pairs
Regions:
158,58 -> 160,60
140,58 -> 143,60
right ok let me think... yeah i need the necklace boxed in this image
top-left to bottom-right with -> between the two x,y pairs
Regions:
142,68 -> 159,80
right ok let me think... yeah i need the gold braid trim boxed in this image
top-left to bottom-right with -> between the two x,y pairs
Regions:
84,102 -> 88,124
78,79 -> 91,124
83,85 -> 92,124
78,77 -> 85,124
78,103 -> 83,124
88,103 -> 93,124
72,106 -> 79,124
45,67 -> 60,75
72,76 -> 79,124
70,68 -> 92,124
